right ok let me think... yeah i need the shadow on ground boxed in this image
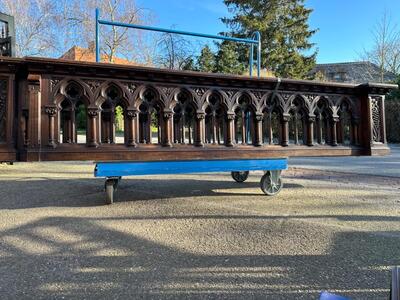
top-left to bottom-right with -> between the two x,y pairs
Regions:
0,215 -> 397,299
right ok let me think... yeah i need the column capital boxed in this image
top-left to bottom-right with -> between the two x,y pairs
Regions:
44,105 -> 58,116
282,114 -> 290,122
255,113 -> 263,121
163,110 -> 173,119
226,113 -> 235,120
126,109 -> 138,118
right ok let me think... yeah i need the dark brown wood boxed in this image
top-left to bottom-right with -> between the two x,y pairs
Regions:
306,117 -> 314,146
0,56 -> 397,162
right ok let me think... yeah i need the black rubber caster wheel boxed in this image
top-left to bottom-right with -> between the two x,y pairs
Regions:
260,171 -> 283,196
231,171 -> 249,183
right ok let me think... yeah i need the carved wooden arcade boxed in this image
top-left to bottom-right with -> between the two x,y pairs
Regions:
0,57 -> 396,162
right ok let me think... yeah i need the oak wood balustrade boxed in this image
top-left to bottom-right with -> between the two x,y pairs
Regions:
0,56 -> 397,162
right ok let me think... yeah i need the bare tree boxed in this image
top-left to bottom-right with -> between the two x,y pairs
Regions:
155,31 -> 196,70
361,11 -> 400,81
61,0 -> 157,64
0,0 -> 58,57
386,38 -> 400,75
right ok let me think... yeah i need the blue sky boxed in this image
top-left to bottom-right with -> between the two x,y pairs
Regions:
136,0 -> 400,63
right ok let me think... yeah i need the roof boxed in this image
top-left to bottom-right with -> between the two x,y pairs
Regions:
310,61 -> 397,84
59,45 -> 144,67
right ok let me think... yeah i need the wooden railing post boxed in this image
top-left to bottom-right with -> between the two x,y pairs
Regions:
254,113 -> 263,146
87,107 -> 99,147
162,110 -> 173,147
306,116 -> 315,146
44,105 -> 57,148
195,111 -> 205,147
281,114 -> 289,147
316,117 -> 322,144
352,117 -> 360,146
126,109 -> 137,147
331,117 -> 339,146
225,113 -> 235,147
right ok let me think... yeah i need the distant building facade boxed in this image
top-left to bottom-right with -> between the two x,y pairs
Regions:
59,43 -> 143,66
309,61 -> 397,83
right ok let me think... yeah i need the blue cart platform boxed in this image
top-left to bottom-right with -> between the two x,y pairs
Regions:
94,158 -> 288,204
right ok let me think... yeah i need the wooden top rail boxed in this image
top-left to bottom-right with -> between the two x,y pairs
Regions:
0,57 -> 397,162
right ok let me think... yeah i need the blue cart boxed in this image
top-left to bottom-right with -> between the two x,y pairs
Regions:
94,158 -> 288,204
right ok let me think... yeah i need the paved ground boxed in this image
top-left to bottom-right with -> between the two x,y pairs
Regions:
290,144 -> 400,177
0,162 -> 399,299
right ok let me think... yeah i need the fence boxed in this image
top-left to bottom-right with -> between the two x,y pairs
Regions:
0,57 -> 396,162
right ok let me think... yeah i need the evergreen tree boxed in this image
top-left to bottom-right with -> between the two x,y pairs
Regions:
197,45 -> 216,72
387,75 -> 400,101
181,57 -> 197,71
222,0 -> 318,79
215,41 -> 246,75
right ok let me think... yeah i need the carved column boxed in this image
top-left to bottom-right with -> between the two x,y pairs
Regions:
352,117 -> 360,145
337,118 -> 343,144
316,116 -> 322,144
306,116 -> 315,146
126,109 -> 137,147
281,114 -> 290,147
70,107 -> 76,143
162,110 -> 173,147
194,112 -> 205,147
330,117 -> 339,146
110,107 -> 115,144
87,107 -> 99,147
254,113 -> 263,147
241,112 -> 246,144
45,106 -> 57,148
146,111 -> 152,144
225,113 -> 235,147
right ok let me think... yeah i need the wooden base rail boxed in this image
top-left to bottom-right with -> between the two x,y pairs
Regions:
0,56 -> 397,162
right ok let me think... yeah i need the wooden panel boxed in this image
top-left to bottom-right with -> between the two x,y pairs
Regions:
0,74 -> 17,162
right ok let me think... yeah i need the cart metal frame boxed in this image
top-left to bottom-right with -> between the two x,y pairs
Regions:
94,158 -> 287,204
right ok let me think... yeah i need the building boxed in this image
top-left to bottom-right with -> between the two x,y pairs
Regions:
59,43 -> 143,66
309,61 -> 397,83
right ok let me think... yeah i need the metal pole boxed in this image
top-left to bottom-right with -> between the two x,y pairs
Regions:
254,31 -> 261,77
95,9 -> 261,73
249,44 -> 254,77
95,8 -> 100,63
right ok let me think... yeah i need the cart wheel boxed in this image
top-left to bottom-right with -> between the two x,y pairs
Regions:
231,171 -> 249,183
260,171 -> 283,196
105,179 -> 116,205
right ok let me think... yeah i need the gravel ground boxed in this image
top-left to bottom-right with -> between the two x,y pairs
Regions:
0,162 -> 399,299
290,144 -> 400,178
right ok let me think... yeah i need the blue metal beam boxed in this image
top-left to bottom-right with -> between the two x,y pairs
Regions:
98,19 -> 259,45
95,8 -> 262,77
94,159 -> 287,177
95,8 -> 100,63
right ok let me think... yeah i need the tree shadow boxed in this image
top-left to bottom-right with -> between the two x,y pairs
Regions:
0,215 -> 397,299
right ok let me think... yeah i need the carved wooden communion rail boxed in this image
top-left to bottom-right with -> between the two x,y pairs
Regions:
0,57 -> 396,162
